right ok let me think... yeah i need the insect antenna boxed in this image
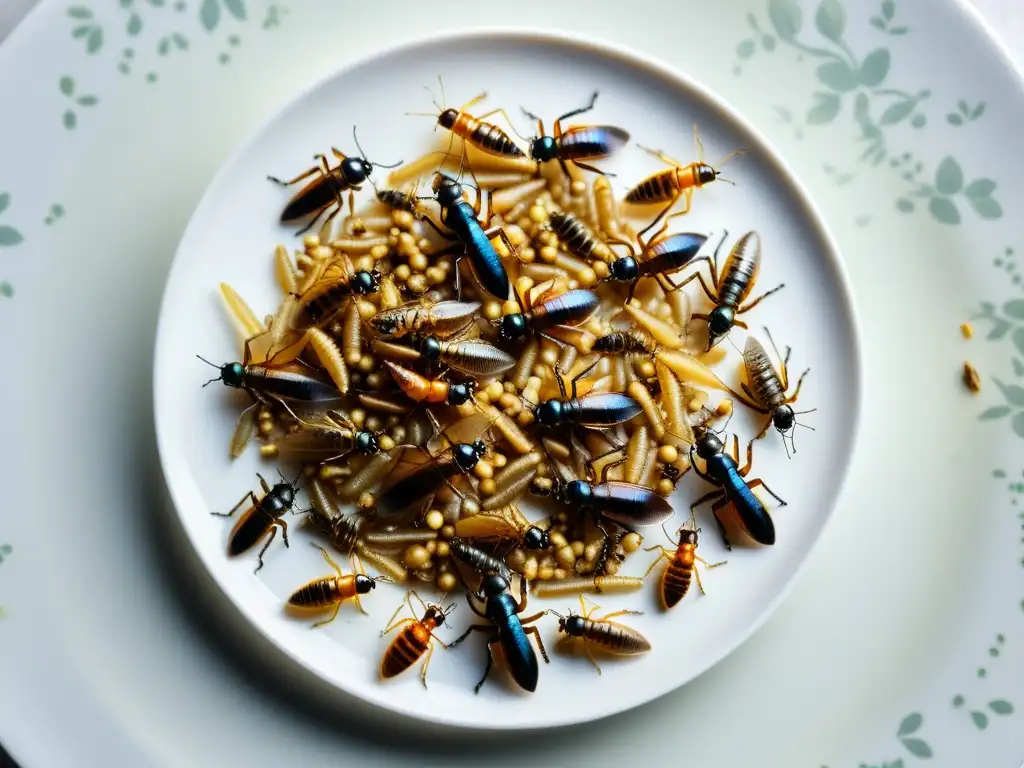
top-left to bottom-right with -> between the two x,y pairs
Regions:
545,609 -> 567,620
352,126 -> 402,170
196,355 -> 224,387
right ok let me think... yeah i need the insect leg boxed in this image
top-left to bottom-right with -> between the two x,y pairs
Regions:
295,202 -> 338,237
474,635 -> 500,694
599,609 -> 644,621
582,639 -> 602,675
687,448 -> 714,483
381,615 -> 415,638
555,91 -> 599,128
274,517 -> 290,548
420,644 -> 435,689
453,254 -> 463,301
449,621 -> 489,648
669,264 -> 718,303
523,624 -> 550,664
267,165 -> 323,186
746,478 -> 787,507
465,591 -> 488,620
641,546 -> 671,580
690,488 -> 724,514
211,491 -> 260,517
709,496 -> 733,551
253,525 -> 279,574
572,160 -> 612,177
312,601 -> 342,629
515,575 -> 529,613
738,283 -> 786,314
787,368 -> 811,403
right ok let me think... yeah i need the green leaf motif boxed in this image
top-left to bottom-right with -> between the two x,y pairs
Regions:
1007,409 -> 1024,438
966,179 -> 997,199
1012,328 -> 1024,357
127,12 -> 142,35
971,710 -> 989,729
859,49 -> 891,86
970,196 -> 1003,220
973,103 -> 987,119
952,695 -> 965,707
896,713 -> 922,737
0,282 -> 12,298
86,26 -> 103,54
871,16 -> 885,30
59,76 -> 75,96
889,26 -> 909,35
63,110 -> 77,130
0,193 -> 9,214
817,60 -> 858,92
224,0 -> 246,20
929,196 -> 960,225
67,6 -> 93,19
979,406 -> 1011,420
900,738 -> 932,759
763,35 -> 776,51
947,113 -> 963,126
881,99 -> 915,125
996,377 -> 1024,406
200,0 -> 220,30
935,157 -> 964,194
815,0 -> 845,42
73,25 -> 91,38
0,226 -> 23,246
1014,357 -> 1024,376
989,700 -> 1013,714
158,37 -> 171,55
882,0 -> 895,20
807,92 -> 841,124
737,39 -> 755,59
172,32 -> 189,49
1003,299 -> 1024,319
768,0 -> 802,41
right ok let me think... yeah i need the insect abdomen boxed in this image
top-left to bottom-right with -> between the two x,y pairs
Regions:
662,547 -> 695,608
559,126 -> 629,160
288,577 -> 340,608
625,169 -> 680,204
469,121 -> 524,158
582,620 -> 651,655
228,507 -> 271,555
745,339 -> 785,408
381,624 -> 430,678
548,212 -> 614,262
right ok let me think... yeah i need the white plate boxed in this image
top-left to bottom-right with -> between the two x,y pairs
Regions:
1,0 -> 1022,765
153,32 -> 859,729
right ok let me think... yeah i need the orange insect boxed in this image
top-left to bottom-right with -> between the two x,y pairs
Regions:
380,590 -> 455,688
642,518 -> 726,609
383,361 -> 475,406
624,126 -> 742,230
287,546 -> 387,627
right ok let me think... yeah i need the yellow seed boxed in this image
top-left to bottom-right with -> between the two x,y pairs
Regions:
441,525 -> 455,539
365,372 -> 383,390
409,252 -> 429,272
499,392 -> 522,413
657,478 -> 675,496
570,540 -> 585,557
539,245 -> 558,263
549,530 -> 568,549
357,299 -> 377,320
490,452 -> 507,468
638,360 -> 656,378
350,409 -> 366,428
393,264 -> 411,281
364,416 -> 382,433
352,255 -> 374,273
258,419 -> 274,436
392,210 -> 415,230
576,267 -> 597,286
313,245 -> 334,261
570,180 -> 587,197
425,266 -> 446,285
404,545 -> 430,570
378,434 -> 396,452
425,509 -> 445,530
370,244 -> 389,261
604,559 -> 620,576
507,548 -> 527,573
529,205 -> 547,223
591,261 -> 610,280
474,460 -> 494,480
621,532 -> 642,553
407,274 -> 428,294
484,301 -> 503,320
303,235 -> 320,250
538,566 -> 555,581
540,347 -> 559,368
425,540 -> 437,555
358,492 -> 375,510
461,497 -> 480,516
433,541 -> 449,559
584,541 -> 602,563
357,355 -> 375,373
960,322 -> 974,339
485,380 -> 505,400
437,572 -> 457,591
523,557 -> 539,581
552,568 -> 568,581
480,478 -> 497,496
716,398 -> 733,417
319,465 -> 348,480
556,546 -> 576,569
259,444 -> 279,459
476,391 -> 491,405
658,444 -> 679,464
502,299 -> 520,316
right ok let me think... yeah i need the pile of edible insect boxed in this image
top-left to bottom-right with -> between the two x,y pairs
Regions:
201,86 -> 813,693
